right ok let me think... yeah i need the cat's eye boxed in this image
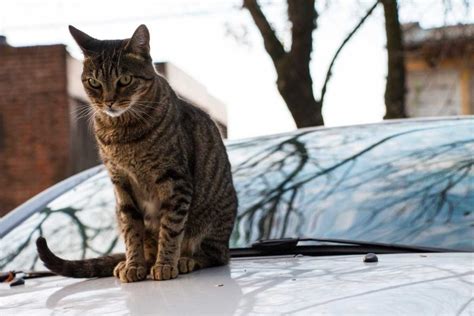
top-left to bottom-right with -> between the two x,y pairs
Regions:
88,78 -> 101,89
118,75 -> 133,87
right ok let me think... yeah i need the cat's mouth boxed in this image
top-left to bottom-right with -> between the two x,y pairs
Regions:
103,106 -> 130,118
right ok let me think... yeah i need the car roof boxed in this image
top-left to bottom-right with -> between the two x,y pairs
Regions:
1,253 -> 473,315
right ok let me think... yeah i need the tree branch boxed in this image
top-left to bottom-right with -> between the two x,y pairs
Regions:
319,0 -> 380,105
243,0 -> 286,64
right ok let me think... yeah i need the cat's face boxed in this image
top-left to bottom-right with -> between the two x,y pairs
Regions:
69,25 -> 156,118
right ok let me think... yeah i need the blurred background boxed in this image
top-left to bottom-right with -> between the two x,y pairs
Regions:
0,0 -> 473,216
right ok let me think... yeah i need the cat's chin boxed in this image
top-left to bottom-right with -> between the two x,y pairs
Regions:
104,108 -> 127,118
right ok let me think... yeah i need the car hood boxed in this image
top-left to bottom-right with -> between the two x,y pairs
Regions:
1,253 -> 473,315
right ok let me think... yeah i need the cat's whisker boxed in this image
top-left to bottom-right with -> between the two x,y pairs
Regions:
73,106 -> 96,122
128,100 -> 165,106
129,107 -> 153,126
71,105 -> 92,117
87,109 -> 99,131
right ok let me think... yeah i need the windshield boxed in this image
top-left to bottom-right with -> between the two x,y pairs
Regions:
1,118 -> 473,271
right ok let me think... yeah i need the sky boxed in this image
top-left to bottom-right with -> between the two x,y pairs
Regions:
1,0 -> 472,139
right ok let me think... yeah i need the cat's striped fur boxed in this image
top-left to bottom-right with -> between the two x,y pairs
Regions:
36,25 -> 237,282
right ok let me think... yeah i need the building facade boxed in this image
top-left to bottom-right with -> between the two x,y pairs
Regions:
404,23 -> 474,117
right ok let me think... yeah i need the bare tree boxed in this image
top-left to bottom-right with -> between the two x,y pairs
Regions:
243,0 -> 380,128
381,0 -> 407,119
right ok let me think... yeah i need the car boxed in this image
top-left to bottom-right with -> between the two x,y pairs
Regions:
1,117 -> 473,315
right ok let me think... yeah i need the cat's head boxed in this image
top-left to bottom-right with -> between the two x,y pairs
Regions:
69,25 -> 157,118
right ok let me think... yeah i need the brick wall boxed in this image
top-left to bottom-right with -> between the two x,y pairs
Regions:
0,44 -> 71,216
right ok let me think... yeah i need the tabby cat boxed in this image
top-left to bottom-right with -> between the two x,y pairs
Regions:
36,25 -> 238,282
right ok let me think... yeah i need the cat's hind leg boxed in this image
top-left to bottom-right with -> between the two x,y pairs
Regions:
178,237 -> 230,274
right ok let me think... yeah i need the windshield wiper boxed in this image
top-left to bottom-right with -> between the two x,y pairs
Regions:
230,237 -> 461,258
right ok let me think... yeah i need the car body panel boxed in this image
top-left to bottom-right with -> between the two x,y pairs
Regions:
1,253 -> 473,315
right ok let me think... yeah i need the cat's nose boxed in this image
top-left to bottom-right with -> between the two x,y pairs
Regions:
104,101 -> 114,108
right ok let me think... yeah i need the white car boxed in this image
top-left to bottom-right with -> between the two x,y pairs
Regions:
1,117 -> 473,315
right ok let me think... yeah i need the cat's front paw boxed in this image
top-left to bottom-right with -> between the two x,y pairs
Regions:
150,263 -> 178,281
113,261 -> 147,283
178,257 -> 199,274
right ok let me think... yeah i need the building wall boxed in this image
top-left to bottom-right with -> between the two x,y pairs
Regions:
405,52 -> 474,118
470,68 -> 474,113
406,67 -> 462,117
0,44 -> 71,216
403,23 -> 474,117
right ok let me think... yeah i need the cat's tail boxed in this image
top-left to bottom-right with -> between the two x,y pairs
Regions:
36,237 -> 125,278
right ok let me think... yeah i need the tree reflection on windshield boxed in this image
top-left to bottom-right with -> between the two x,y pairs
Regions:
1,119 -> 473,271
230,120 -> 474,250
0,173 -> 119,271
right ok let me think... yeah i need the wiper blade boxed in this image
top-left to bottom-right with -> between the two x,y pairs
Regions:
230,237 -> 460,258
252,237 -> 454,252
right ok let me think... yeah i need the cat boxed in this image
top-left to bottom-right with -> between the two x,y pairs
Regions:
36,24 -> 238,282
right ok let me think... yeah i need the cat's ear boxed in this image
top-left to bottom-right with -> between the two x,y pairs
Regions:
69,25 -> 100,56
125,25 -> 150,58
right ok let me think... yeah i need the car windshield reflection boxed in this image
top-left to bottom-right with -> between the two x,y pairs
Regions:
1,118 -> 473,271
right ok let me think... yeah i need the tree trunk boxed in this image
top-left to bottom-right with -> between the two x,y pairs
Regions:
243,0 -> 323,127
276,60 -> 323,128
244,0 -> 379,128
382,0 -> 407,119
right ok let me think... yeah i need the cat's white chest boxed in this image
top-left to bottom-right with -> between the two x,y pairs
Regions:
140,196 -> 163,229
126,172 -> 163,225
141,198 -> 161,215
